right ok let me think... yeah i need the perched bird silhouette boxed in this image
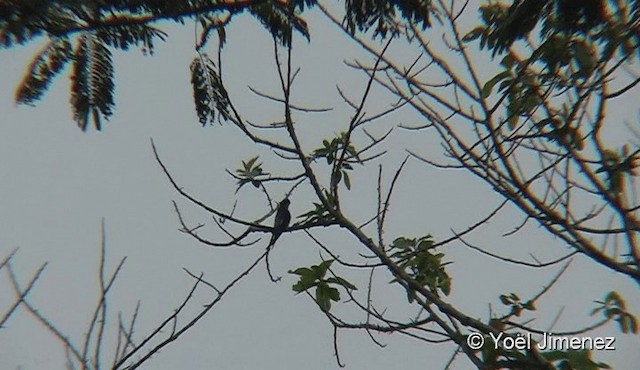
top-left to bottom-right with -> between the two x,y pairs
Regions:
268,198 -> 291,247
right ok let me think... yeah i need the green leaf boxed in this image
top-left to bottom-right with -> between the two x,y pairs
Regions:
572,40 -> 595,77
290,267 -> 319,293
292,279 -> 318,293
417,236 -> 434,250
343,171 -> 351,190
326,276 -> 358,290
522,300 -> 536,311
312,260 -> 333,279
605,291 -> 623,306
481,70 -> 511,98
290,267 -> 314,276
500,53 -> 516,69
245,156 -> 258,170
326,286 -> 340,301
332,170 -> 342,187
439,275 -> 451,296
391,237 -> 415,250
316,283 -> 332,311
462,26 -> 485,42
617,313 -> 638,334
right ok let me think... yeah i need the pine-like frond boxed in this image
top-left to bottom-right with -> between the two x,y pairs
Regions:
249,1 -> 310,46
15,38 -> 72,105
190,53 -> 230,126
196,14 -> 230,50
70,34 -> 115,131
343,0 -> 432,37
0,1 -> 80,48
0,1 -> 46,47
95,22 -> 167,54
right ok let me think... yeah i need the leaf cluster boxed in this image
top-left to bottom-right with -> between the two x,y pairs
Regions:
498,292 -> 536,317
297,200 -> 335,224
234,156 -> 269,192
7,2 -> 168,130
343,0 -> 432,37
312,131 -> 362,190
595,146 -> 640,195
462,0 -> 610,56
3,0 -> 440,131
190,52 -> 230,126
290,260 -> 357,312
591,291 -> 638,334
389,236 -> 451,301
534,116 -> 583,151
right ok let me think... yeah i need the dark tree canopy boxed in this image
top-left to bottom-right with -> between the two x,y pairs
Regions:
4,0 -> 638,130
1,0 -> 433,130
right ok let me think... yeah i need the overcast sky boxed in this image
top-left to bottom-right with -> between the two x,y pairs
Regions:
1,6 -> 639,370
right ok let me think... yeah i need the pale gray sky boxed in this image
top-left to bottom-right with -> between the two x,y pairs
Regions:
1,7 -> 639,370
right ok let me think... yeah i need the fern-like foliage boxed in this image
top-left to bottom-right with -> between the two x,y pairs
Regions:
3,0 -> 436,131
15,38 -> 73,105
190,53 -> 230,126
70,34 -> 115,131
249,0 -> 310,46
1,1 -> 51,47
343,0 -> 432,37
95,22 -> 167,55
0,1 -> 83,48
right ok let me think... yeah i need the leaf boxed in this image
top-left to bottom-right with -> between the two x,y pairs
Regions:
391,237 -> 415,250
462,26 -> 485,42
316,283 -> 332,311
15,39 -> 72,106
572,40 -> 596,78
343,0 -> 430,37
290,267 -> 313,276
244,156 -> 259,170
325,277 -> 358,290
331,170 -> 342,187
626,314 -> 638,334
326,286 -> 340,301
312,260 -> 333,279
0,1 -> 48,47
481,70 -> 511,98
70,34 -> 115,131
417,237 -> 434,250
292,278 -> 318,293
190,53 -> 230,126
249,1 -> 309,46
96,23 -> 167,54
439,275 -> 451,296
343,171 -> 351,190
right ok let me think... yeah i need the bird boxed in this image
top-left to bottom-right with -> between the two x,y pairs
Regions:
268,198 -> 291,247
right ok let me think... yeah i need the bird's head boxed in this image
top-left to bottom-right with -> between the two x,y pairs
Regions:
280,198 -> 290,208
